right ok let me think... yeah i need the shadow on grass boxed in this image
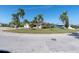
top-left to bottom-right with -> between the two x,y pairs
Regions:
68,32 -> 79,39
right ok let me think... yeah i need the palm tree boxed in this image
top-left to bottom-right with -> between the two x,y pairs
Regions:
59,11 -> 69,28
10,8 -> 25,28
30,17 -> 37,28
32,17 -> 38,23
11,14 -> 20,28
37,14 -> 44,29
37,14 -> 44,24
31,14 -> 44,29
23,19 -> 30,24
17,8 -> 25,19
17,8 -> 25,27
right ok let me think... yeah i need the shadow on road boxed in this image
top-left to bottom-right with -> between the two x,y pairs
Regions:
0,50 -> 11,53
68,32 -> 79,39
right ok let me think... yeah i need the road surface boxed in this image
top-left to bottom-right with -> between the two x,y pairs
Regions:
0,29 -> 79,53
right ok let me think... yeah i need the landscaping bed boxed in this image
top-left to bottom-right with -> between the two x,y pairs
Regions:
3,28 -> 79,34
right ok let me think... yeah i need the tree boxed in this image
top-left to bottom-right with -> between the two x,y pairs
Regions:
11,14 -> 20,27
17,8 -> 25,27
59,11 -> 69,28
32,17 -> 38,23
31,14 -> 44,28
22,19 -> 30,26
23,19 -> 30,24
10,8 -> 25,27
37,14 -> 44,24
37,14 -> 44,29
32,14 -> 44,24
17,8 -> 25,19
19,19 -> 30,27
30,17 -> 37,28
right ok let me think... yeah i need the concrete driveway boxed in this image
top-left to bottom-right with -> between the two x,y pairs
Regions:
0,29 -> 79,53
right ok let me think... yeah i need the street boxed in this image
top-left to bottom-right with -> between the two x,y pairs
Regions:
0,29 -> 79,53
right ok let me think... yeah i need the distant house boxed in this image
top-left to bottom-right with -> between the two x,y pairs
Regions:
42,22 -> 54,28
68,26 -> 75,30
0,23 -> 2,27
24,23 -> 30,29
55,25 -> 64,28
32,23 -> 42,29
55,25 -> 75,29
71,25 -> 79,29
32,22 -> 54,29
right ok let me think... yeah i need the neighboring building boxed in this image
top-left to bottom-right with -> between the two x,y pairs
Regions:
24,23 -> 30,29
32,22 -> 54,29
55,25 -> 64,28
0,23 -> 2,27
71,25 -> 79,29
55,25 -> 75,30
42,22 -> 55,28
32,23 -> 42,29
68,26 -> 75,30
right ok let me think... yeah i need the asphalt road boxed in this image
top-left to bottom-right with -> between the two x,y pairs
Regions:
0,29 -> 79,53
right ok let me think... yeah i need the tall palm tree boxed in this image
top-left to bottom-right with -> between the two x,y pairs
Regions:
17,8 -> 25,27
31,14 -> 44,29
11,14 -> 20,27
37,14 -> 44,28
37,14 -> 44,24
23,19 -> 30,24
17,8 -> 25,19
30,17 -> 37,28
59,11 -> 69,28
32,17 -> 38,23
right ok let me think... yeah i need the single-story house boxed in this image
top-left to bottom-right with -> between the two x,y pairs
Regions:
32,23 -> 42,29
24,23 -> 30,29
0,23 -> 2,27
55,25 -> 64,28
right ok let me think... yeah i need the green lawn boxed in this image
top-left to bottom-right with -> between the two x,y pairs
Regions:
3,28 -> 79,34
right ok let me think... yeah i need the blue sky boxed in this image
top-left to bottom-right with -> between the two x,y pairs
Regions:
0,5 -> 79,25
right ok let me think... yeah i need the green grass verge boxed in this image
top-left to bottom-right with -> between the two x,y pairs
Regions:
3,28 -> 79,34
